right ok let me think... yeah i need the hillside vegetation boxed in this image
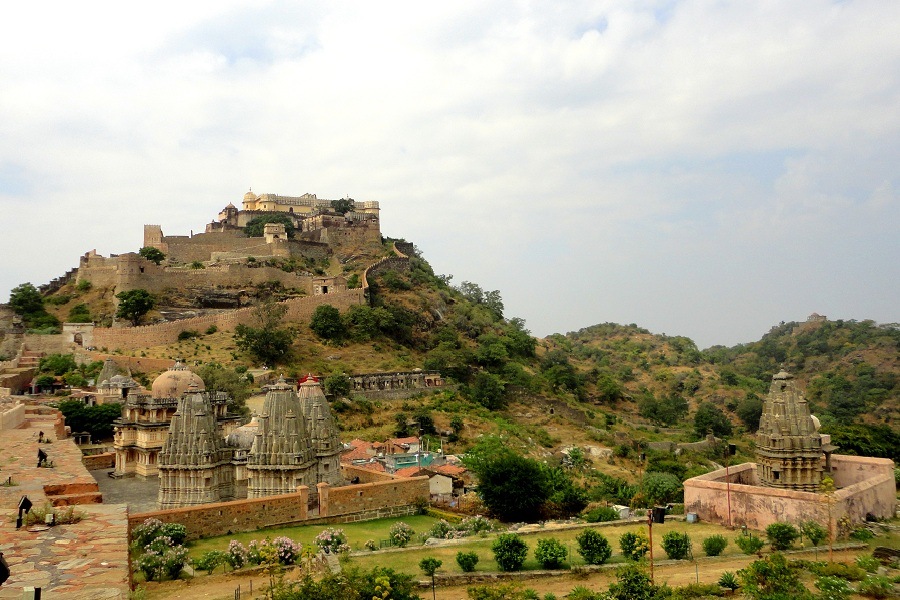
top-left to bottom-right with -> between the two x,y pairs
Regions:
5,244 -> 900,470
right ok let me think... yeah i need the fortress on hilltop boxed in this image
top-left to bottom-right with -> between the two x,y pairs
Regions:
52,189 -> 401,351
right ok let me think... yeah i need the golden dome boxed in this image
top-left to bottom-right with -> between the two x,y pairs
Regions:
151,362 -> 205,399
243,190 -> 257,201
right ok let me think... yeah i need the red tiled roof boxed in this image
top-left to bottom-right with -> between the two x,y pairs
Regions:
388,436 -> 419,445
430,464 -> 467,478
393,466 -> 427,478
352,461 -> 386,473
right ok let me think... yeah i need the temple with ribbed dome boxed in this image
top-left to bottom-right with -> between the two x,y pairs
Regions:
111,362 -> 241,479
152,372 -> 345,508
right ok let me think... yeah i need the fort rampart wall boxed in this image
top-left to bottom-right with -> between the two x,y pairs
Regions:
93,288 -> 365,351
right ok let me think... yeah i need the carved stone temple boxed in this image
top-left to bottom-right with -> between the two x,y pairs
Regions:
755,370 -> 832,492
157,383 -> 236,508
156,373 -> 346,508
245,377 -> 318,498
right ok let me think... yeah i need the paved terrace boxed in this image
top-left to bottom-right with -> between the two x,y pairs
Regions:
0,416 -> 130,598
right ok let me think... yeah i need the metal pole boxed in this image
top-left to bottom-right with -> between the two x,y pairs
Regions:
647,509 -> 654,584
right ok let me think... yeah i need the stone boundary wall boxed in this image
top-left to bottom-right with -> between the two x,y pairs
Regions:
684,457 -> 896,531
350,386 -> 457,402
82,452 -> 115,470
92,288 -> 365,351
0,370 -> 34,395
318,466 -> 428,517
83,353 -> 175,374
128,464 -> 428,541
22,334 -> 70,354
0,401 -> 25,430
0,342 -> 24,371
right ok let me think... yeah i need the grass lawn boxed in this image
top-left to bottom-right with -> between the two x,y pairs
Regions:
187,514 -> 441,558
348,520 -> 789,576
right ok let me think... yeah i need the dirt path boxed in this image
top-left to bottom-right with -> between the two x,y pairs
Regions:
142,548 -> 863,600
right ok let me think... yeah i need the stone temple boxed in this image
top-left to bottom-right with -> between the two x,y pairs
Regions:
157,372 -> 345,509
755,370 -> 833,491
684,370 -> 895,530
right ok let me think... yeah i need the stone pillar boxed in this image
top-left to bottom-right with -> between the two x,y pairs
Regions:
317,482 -> 330,517
295,485 -> 309,520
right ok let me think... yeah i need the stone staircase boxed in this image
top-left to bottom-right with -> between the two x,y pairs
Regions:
18,350 -> 43,369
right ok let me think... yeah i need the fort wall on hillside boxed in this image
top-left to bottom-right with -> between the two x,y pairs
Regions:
92,288 -> 365,351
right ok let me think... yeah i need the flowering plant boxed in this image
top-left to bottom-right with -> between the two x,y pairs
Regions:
226,540 -> 248,569
364,539 -> 378,551
314,528 -> 350,554
389,522 -> 414,548
272,536 -> 302,565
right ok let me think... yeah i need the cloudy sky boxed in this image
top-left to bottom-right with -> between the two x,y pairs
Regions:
1,1 -> 897,348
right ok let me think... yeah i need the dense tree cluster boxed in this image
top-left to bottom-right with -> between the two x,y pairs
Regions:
8,283 -> 60,331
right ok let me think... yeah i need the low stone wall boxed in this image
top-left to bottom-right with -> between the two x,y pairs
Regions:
82,452 -> 115,470
128,466 -> 429,541
684,457 -> 896,531
318,466 -> 429,518
0,401 -> 25,430
0,370 -> 34,395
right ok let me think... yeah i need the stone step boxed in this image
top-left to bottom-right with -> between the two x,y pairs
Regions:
49,491 -> 104,506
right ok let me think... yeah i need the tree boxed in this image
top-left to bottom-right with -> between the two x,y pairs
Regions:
641,471 -> 683,505
331,198 -> 355,214
469,371 -> 506,410
739,553 -> 807,600
576,529 -> 612,565
67,303 -> 92,323
464,442 -> 549,522
419,557 -> 441,600
243,214 -> 295,238
703,534 -> 728,557
323,373 -> 351,398
9,282 -> 44,315
234,298 -> 292,367
310,305 -> 346,341
455,551 -> 478,572
115,289 -> 155,326
491,534 -> 528,571
765,523 -> 799,551
619,530 -> 650,561
195,363 -> 252,416
138,246 -> 165,265
694,402 -> 733,438
9,282 -> 59,330
736,393 -> 764,431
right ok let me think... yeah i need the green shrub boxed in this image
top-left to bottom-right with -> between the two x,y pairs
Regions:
810,561 -> 867,581
192,550 -> 227,575
492,533 -> 528,572
702,534 -> 728,557
856,554 -> 880,573
534,538 -> 567,569
735,532 -> 765,555
858,575 -> 893,599
765,522 -> 799,551
583,506 -> 620,523
177,330 -> 199,341
850,527 -> 875,541
619,530 -> 650,561
800,520 -> 827,547
456,551 -> 479,572
576,529 -> 612,565
205,325 -> 218,335
76,279 -> 92,292
661,531 -> 692,560
815,575 -> 852,600
566,586 -> 601,600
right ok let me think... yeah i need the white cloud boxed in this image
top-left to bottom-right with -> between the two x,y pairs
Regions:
1,0 -> 897,348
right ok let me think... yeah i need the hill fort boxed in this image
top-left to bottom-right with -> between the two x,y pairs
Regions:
27,190 -> 412,354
